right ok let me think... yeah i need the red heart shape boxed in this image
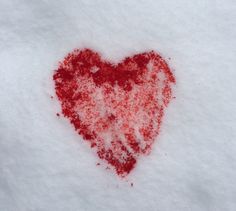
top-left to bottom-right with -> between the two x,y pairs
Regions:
53,48 -> 175,176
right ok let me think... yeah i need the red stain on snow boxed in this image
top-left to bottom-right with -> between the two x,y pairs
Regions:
53,48 -> 175,177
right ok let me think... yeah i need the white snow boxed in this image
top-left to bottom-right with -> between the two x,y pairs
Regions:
90,66 -> 99,74
0,0 -> 236,211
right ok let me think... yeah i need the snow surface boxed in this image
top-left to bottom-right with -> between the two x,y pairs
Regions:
0,0 -> 236,210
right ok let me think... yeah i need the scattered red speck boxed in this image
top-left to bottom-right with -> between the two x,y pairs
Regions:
53,48 -> 175,177
96,163 -> 100,166
50,96 -> 54,99
56,113 -> 60,117
131,182 -> 133,187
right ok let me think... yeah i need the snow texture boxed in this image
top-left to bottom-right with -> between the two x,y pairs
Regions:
0,0 -> 236,211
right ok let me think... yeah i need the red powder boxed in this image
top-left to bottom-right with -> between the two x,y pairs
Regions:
53,48 -> 175,177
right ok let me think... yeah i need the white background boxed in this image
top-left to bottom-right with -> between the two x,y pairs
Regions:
0,0 -> 236,210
